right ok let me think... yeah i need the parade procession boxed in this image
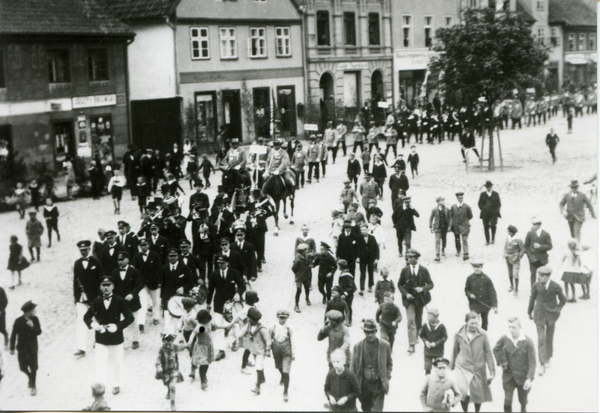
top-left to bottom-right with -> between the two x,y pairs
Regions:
0,0 -> 598,411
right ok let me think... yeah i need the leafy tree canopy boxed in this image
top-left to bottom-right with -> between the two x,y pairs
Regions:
431,8 -> 549,106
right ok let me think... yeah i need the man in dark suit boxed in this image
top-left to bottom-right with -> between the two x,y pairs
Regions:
449,191 -> 474,261
116,221 -> 139,259
393,196 -> 419,257
217,237 -> 246,280
524,217 -> 553,286
336,222 -> 359,276
161,248 -> 194,334
131,238 -> 162,327
527,266 -> 566,376
100,230 -> 125,274
478,181 -> 502,245
559,179 -> 596,242
178,239 -> 202,284
189,180 -> 210,215
207,254 -> 246,361
464,261 -> 498,331
148,223 -> 169,264
10,301 -> 42,396
73,240 -> 103,357
545,127 -> 559,163
111,251 -> 143,349
210,202 -> 235,241
84,276 -> 134,395
429,196 -> 450,261
493,317 -> 536,413
356,224 -> 380,296
398,249 -> 434,354
347,152 -> 362,191
388,166 -> 409,209
230,228 -> 258,282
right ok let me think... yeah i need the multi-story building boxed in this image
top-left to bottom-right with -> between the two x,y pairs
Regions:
0,0 -> 134,169
548,0 -> 597,90
297,0 -> 394,119
391,0 -> 465,106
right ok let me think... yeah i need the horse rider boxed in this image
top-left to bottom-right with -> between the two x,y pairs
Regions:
224,138 -> 250,186
263,139 -> 296,194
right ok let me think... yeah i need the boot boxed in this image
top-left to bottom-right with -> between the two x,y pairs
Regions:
294,305 -> 301,313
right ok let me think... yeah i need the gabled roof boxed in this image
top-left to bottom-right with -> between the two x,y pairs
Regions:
0,0 -> 133,37
104,0 -> 180,21
549,0 -> 597,27
516,0 -> 536,24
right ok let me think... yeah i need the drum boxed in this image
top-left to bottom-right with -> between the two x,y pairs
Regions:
167,295 -> 186,319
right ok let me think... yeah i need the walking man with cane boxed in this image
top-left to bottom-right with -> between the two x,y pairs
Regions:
464,260 -> 498,331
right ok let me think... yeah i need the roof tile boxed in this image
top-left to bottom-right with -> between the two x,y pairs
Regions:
549,0 -> 597,27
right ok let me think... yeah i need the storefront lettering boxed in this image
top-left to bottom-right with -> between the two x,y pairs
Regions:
338,62 -> 370,70
72,94 -> 117,109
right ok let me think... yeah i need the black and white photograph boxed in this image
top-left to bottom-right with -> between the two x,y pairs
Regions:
0,0 -> 597,411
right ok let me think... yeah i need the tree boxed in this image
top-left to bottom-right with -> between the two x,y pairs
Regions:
431,8 -> 549,171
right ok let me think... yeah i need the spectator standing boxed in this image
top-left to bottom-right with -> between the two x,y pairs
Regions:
558,179 -> 595,242
10,301 -> 42,396
524,217 -> 553,287
504,225 -> 525,296
545,128 -> 560,164
477,181 -> 502,246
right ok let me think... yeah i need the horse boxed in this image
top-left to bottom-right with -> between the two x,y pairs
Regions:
261,173 -> 295,234
220,167 -> 251,201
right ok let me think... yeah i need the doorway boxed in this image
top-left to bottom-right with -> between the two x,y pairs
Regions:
343,71 -> 360,108
319,72 -> 335,101
90,115 -> 114,164
53,121 -> 75,166
195,91 -> 218,144
277,86 -> 297,136
253,87 -> 271,139
222,89 -> 242,141
371,70 -> 384,102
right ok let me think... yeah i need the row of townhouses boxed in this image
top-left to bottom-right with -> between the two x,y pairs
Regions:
0,0 -> 596,170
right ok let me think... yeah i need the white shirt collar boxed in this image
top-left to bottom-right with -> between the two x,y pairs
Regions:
535,228 -> 542,237
509,331 -> 526,347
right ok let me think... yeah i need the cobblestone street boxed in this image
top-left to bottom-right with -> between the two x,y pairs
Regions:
0,114 -> 597,412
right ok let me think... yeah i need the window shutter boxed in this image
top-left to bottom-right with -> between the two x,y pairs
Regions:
248,38 -> 253,57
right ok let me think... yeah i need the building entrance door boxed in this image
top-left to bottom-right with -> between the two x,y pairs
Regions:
344,71 -> 360,109
53,121 -> 75,166
195,92 -> 217,144
277,86 -> 297,136
222,89 -> 242,141
253,87 -> 271,139
90,115 -> 114,164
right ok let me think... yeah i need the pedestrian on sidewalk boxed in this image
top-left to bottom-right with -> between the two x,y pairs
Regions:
107,169 -> 126,215
43,198 -> 60,247
324,349 -> 360,412
527,266 -> 566,377
186,155 -> 199,190
292,244 -> 312,313
419,308 -> 448,375
28,180 -> 41,212
374,267 -> 394,305
504,225 -> 525,296
84,276 -> 134,395
335,119 -> 348,158
545,128 -> 560,164
337,260 -> 357,326
187,309 -> 216,390
420,357 -> 462,412
357,224 -> 379,296
25,211 -> 44,262
351,120 -> 366,154
559,179 -> 595,242
524,217 -> 553,287
313,241 -> 337,304
478,181 -> 502,246
240,308 -> 271,395
493,317 -> 536,413
156,332 -> 186,410
64,156 -> 76,200
360,143 -> 371,174
307,135 -> 321,184
372,154 -> 387,200
7,235 -> 28,289
560,239 -> 584,303
82,383 -> 111,411
464,261 -> 498,331
347,153 -> 361,191
324,287 -> 350,325
10,300 -> 42,396
450,192 -> 473,262
407,146 -> 419,179
389,166 -> 409,209
430,196 -> 450,262
375,291 -> 402,350
269,310 -> 294,402
200,154 -> 216,188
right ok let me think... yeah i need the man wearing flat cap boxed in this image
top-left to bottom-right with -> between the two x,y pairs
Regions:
392,196 -> 419,258
528,266 -> 566,376
313,241 -> 338,304
464,261 -> 498,331
449,192 -> 473,261
359,172 -> 380,211
112,251 -> 144,349
218,237 -> 246,280
116,221 -> 138,259
318,310 -> 351,367
524,218 -> 553,287
84,276 -> 134,394
398,249 -> 434,354
347,152 -> 362,191
100,230 -> 125,274
73,240 -> 104,357
131,238 -> 163,327
420,357 -> 462,412
388,166 -> 409,209
10,300 -> 42,396
559,179 -> 596,242
478,181 -> 502,246
429,196 -> 450,261
336,221 -> 359,276
351,319 -> 393,412
161,248 -> 194,334
292,243 -> 312,313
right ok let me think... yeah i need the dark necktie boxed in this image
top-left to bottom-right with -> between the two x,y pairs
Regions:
103,295 -> 112,301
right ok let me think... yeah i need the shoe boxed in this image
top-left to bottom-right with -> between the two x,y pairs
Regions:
113,387 -> 120,395
508,286 -> 514,292
485,242 -> 490,246
579,295 -> 588,300
201,381 -> 208,390
189,371 -> 196,379
284,392 -> 289,402
48,243 -> 51,248
491,240 -> 495,244
399,253 -> 403,258
250,277 -> 257,282
166,390 -> 170,399
215,351 -> 226,361
463,255 -> 469,261
455,253 -> 461,257
435,257 -> 440,262
408,345 -> 415,354
257,268 -> 262,273
538,364 -> 545,376
251,386 -> 261,395
442,252 -> 446,257
74,350 -> 86,357
513,290 -> 519,296
247,359 -> 255,367
295,305 -> 301,313
132,341 -> 139,349
359,291 -> 364,296
241,367 -> 252,375
368,288 -> 372,293
231,340 -> 239,352
139,325 -> 144,333
30,387 -> 37,396
306,299 -> 311,306
322,296 -> 327,304
568,298 -> 577,303
153,319 -> 160,325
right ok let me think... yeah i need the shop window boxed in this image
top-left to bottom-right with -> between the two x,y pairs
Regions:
90,115 -> 113,162
275,27 -> 292,56
537,27 -> 545,45
344,12 -> 356,46
53,121 -> 74,164
47,49 -> 70,83
368,13 -> 380,46
403,15 -> 412,47
589,33 -> 596,51
424,16 -> 433,48
87,49 -> 109,81
248,27 -> 267,58
0,50 -> 5,88
191,27 -> 210,59
579,33 -> 586,51
568,33 -> 575,51
550,27 -> 561,47
536,0 -> 544,10
219,27 -> 238,59
317,11 -> 330,46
